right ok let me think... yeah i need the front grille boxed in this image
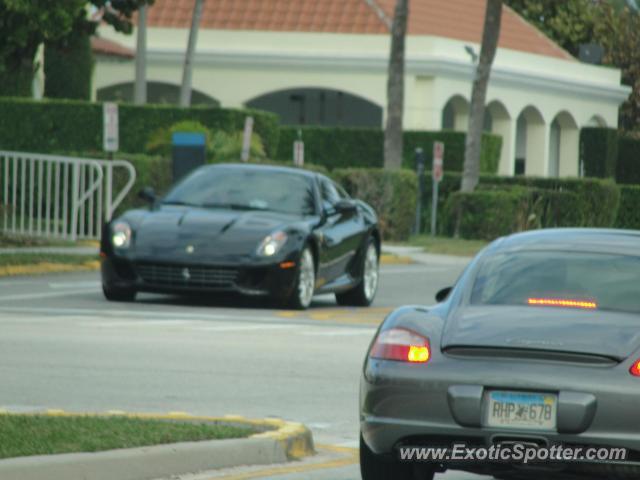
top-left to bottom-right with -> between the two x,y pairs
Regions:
136,263 -> 238,289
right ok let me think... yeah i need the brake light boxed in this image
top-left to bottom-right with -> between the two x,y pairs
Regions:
370,328 -> 430,363
630,360 -> 640,377
527,298 -> 597,310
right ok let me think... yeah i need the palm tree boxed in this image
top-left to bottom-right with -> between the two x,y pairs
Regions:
460,0 -> 503,192
180,0 -> 205,107
134,4 -> 147,104
383,0 -> 409,170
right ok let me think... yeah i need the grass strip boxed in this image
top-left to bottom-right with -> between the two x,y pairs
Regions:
0,414 -> 254,459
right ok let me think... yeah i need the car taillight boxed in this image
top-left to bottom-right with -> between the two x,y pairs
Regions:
630,359 -> 640,377
369,328 -> 430,363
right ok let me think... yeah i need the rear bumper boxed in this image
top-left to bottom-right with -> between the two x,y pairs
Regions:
101,254 -> 298,299
360,356 -> 640,474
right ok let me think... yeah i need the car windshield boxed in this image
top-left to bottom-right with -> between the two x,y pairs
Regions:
470,250 -> 640,314
163,166 -> 316,216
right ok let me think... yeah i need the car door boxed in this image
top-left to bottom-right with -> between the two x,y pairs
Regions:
316,177 -> 366,286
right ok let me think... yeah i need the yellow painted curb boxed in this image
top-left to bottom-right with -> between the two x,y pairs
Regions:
0,260 -> 100,277
380,253 -> 413,265
0,409 -> 315,461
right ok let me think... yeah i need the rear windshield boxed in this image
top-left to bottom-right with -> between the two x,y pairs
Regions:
470,251 -> 640,314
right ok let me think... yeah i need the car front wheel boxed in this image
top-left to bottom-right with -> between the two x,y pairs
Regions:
360,435 -> 434,480
285,247 -> 315,310
336,238 -> 379,307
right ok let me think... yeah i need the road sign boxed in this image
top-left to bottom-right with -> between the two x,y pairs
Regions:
241,116 -> 254,162
431,141 -> 445,236
103,102 -> 119,152
433,141 -> 444,183
293,140 -> 305,166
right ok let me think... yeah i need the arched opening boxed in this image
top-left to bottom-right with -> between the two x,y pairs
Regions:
441,95 -> 469,131
549,111 -> 579,177
586,115 -> 607,128
487,100 -> 511,174
97,82 -> 220,106
245,88 -> 382,127
515,106 -> 546,176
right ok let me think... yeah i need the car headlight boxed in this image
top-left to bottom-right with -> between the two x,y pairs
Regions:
257,231 -> 288,257
111,221 -> 132,249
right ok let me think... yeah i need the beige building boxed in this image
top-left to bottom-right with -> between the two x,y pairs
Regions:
92,0 -> 630,177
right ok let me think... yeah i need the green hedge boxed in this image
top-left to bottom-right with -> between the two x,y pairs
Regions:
332,168 -> 417,241
422,171 -> 620,237
44,31 -> 94,100
276,127 -> 502,172
443,188 -> 532,240
617,135 -> 640,185
580,127 -> 618,179
443,187 -> 589,240
615,185 -> 640,230
0,98 -> 280,159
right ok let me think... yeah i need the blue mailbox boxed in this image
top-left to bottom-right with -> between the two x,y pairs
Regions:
172,132 -> 206,182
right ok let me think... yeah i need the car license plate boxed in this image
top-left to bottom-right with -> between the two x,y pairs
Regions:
485,390 -> 557,430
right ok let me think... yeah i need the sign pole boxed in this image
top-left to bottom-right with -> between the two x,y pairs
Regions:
431,178 -> 438,237
414,148 -> 425,235
431,141 -> 445,237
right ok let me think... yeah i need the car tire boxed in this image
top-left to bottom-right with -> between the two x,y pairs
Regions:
102,284 -> 136,302
360,435 -> 434,480
285,246 -> 316,310
335,238 -> 379,307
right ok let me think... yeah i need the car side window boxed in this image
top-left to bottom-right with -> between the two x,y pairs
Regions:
320,178 -> 341,210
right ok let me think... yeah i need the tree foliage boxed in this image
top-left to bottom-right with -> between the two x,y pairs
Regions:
594,4 -> 640,131
504,0 -> 597,57
0,0 -> 86,95
506,0 -> 640,132
0,0 -> 152,97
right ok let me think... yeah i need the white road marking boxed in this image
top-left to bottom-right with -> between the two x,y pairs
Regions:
382,267 -> 448,274
300,328 -> 375,336
48,281 -> 101,289
0,289 -> 100,302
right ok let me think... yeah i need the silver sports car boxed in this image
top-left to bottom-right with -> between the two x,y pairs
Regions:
360,229 -> 640,480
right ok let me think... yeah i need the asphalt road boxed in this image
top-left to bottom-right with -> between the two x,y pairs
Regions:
0,256 -> 491,480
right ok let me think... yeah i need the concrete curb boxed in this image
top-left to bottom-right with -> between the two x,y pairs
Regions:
0,410 -> 315,480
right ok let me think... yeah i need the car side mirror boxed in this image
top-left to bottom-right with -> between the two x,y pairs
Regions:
435,286 -> 453,303
334,199 -> 357,214
138,187 -> 156,204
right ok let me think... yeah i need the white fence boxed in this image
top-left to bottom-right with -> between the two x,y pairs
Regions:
0,151 -> 136,240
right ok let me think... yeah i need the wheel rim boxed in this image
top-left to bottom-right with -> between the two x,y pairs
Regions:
363,244 -> 379,301
298,249 -> 315,307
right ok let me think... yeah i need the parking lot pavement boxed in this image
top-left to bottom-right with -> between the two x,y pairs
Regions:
0,258 -> 491,480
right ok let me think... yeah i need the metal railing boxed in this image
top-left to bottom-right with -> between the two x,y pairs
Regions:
0,151 -> 136,240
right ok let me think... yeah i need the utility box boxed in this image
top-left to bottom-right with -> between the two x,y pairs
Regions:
172,132 -> 206,182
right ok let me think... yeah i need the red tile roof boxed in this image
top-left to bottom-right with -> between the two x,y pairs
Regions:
144,0 -> 573,60
91,36 -> 135,58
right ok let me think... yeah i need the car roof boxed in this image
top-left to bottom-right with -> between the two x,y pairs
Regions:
209,162 -> 319,180
487,228 -> 640,257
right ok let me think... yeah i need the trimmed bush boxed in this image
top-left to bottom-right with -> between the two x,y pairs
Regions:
615,185 -> 640,230
580,127 -> 618,179
420,171 -> 620,236
443,188 -> 532,240
276,126 -> 502,173
44,30 -> 94,100
0,98 -> 280,159
332,168 -> 417,241
616,135 -> 640,185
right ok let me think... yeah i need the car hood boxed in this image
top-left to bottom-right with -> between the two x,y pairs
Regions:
442,305 -> 640,361
130,206 -> 306,260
